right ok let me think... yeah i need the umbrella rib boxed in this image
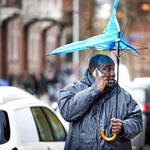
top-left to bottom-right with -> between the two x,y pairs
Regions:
74,49 -> 95,75
129,43 -> 148,49
123,45 -> 148,52
122,0 -> 131,36
121,50 -> 145,60
134,48 -> 148,50
105,32 -> 147,52
104,32 -> 147,52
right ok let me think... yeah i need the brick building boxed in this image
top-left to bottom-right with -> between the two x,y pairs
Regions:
1,0 -> 149,81
0,0 -> 71,79
0,0 -> 23,76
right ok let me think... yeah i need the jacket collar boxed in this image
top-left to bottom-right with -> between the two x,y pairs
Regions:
103,82 -> 121,100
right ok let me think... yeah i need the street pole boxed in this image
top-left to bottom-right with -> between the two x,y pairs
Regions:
73,0 -> 79,67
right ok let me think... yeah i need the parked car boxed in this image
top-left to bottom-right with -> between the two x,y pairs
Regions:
132,78 -> 150,145
0,86 -> 67,150
123,83 -> 148,149
131,103 -> 147,150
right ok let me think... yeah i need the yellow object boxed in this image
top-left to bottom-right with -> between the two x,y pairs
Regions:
141,4 -> 150,11
101,129 -> 117,141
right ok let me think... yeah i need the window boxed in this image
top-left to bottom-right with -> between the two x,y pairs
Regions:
0,111 -> 10,144
43,107 -> 66,141
31,107 -> 66,142
15,106 -> 66,142
31,107 -> 54,141
138,0 -> 150,19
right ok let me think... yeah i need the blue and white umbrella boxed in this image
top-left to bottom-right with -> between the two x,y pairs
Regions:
47,0 -> 140,56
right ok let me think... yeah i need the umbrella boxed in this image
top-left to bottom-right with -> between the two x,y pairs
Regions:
47,0 -> 139,56
47,0 -> 141,141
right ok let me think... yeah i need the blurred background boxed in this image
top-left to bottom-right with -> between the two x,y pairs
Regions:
0,0 -> 150,94
0,0 -> 150,149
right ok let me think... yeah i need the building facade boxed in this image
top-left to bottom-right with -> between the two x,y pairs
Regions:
0,0 -> 150,81
0,0 -> 71,79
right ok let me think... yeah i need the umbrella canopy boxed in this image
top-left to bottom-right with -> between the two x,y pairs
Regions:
47,0 -> 140,56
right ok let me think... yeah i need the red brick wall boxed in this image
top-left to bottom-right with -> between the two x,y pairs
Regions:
6,18 -> 23,75
0,0 -> 66,77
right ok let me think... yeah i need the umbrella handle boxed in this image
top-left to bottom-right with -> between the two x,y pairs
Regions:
101,129 -> 117,141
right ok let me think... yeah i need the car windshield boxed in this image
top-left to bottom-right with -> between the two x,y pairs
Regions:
0,110 -> 10,144
129,88 -> 146,103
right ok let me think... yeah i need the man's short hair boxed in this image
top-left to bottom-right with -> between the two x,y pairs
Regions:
89,54 -> 114,70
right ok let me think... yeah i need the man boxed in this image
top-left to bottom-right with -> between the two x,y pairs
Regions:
58,54 -> 143,150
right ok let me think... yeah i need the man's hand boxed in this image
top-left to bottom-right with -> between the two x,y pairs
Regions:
94,68 -> 108,92
111,118 -> 123,134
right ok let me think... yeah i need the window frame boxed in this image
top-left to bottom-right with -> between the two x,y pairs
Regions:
138,0 -> 150,20
42,107 -> 67,141
31,107 -> 55,142
31,106 -> 67,142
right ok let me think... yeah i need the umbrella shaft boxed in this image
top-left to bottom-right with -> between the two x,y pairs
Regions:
116,32 -> 120,118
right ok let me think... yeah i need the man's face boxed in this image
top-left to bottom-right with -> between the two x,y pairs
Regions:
98,63 -> 115,88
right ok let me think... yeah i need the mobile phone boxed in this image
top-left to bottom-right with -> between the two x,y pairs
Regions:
92,68 -> 102,77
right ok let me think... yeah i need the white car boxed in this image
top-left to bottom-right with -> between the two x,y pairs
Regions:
131,103 -> 147,150
0,86 -> 67,150
123,83 -> 147,150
